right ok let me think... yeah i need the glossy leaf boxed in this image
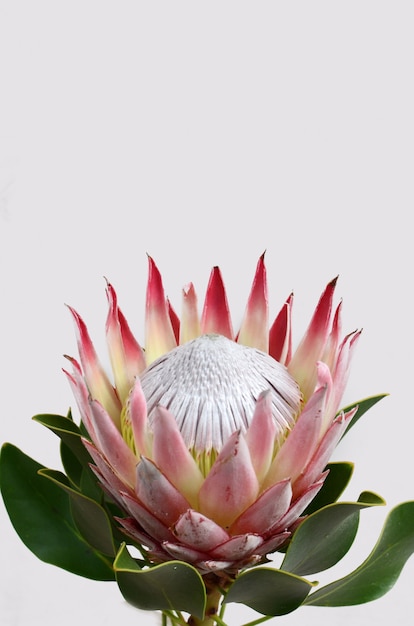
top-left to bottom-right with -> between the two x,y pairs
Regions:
282,491 -> 385,576
339,394 -> 388,439
60,439 -> 83,488
39,468 -> 116,557
304,461 -> 354,514
224,567 -> 315,616
32,413 -> 91,467
114,544 -> 206,618
305,501 -> 414,606
0,443 -> 114,580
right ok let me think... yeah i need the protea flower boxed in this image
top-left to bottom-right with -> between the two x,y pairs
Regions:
64,254 -> 360,576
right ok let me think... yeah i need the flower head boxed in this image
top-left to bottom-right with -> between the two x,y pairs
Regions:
64,254 -> 360,575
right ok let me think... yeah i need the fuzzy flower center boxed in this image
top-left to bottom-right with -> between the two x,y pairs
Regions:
139,334 -> 301,459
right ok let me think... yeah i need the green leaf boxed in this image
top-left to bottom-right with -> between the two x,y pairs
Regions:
304,461 -> 354,514
32,413 -> 91,468
39,468 -> 116,557
224,567 -> 315,616
0,443 -> 114,580
339,394 -> 388,439
305,501 -> 414,606
282,491 -> 385,576
60,439 -> 84,487
114,544 -> 206,618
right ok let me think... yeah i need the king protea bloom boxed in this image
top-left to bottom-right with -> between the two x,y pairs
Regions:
64,254 -> 360,575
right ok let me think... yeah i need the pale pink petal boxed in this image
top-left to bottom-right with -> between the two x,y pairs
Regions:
127,378 -> 152,457
116,516 -> 161,551
89,400 -> 138,487
198,432 -> 259,528
63,357 -> 97,441
198,560 -> 235,573
269,293 -> 293,365
180,283 -> 201,344
105,281 -> 146,403
211,534 -> 263,560
271,478 -> 326,533
324,329 -> 361,427
173,509 -> 230,551
254,531 -> 291,556
81,438 -> 134,507
245,390 -> 277,483
293,408 -> 356,497
145,256 -> 177,364
151,406 -> 204,507
162,541 -> 208,563
201,266 -> 233,339
263,383 -> 327,489
66,305 -> 121,426
230,479 -> 292,535
288,277 -> 338,400
136,457 -> 190,526
322,301 -> 342,371
237,253 -> 269,352
120,490 -> 174,543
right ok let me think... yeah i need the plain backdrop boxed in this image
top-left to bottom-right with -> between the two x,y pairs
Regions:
1,2 -> 413,625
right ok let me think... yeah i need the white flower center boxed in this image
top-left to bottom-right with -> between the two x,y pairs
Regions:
140,334 -> 301,454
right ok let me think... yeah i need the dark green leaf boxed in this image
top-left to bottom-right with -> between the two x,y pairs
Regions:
339,394 -> 388,439
0,443 -> 114,580
282,491 -> 385,576
32,413 -> 91,467
60,439 -> 83,487
39,468 -> 116,557
114,544 -> 206,618
224,567 -> 315,616
305,501 -> 414,606
304,462 -> 354,514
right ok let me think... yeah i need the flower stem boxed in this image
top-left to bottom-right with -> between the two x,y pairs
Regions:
187,584 -> 224,626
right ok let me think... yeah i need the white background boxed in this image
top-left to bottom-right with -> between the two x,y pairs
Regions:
1,1 -> 413,625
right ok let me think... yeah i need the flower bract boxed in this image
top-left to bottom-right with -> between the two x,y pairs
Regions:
64,254 -> 360,575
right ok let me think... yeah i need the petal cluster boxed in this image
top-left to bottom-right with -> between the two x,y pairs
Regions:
64,254 -> 360,574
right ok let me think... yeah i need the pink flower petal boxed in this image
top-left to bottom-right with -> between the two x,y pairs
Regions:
324,329 -> 361,427
198,560 -> 235,574
116,516 -> 161,551
271,478 -> 326,534
121,490 -> 174,543
201,266 -> 233,338
322,301 -> 342,371
81,438 -> 133,508
162,541 -> 208,563
288,277 -> 338,401
105,280 -> 146,403
173,509 -> 230,551
293,407 -> 356,497
127,378 -> 152,457
269,293 -> 293,365
263,383 -> 327,489
245,390 -> 277,483
145,256 -> 177,364
151,406 -> 204,507
230,478 -> 292,535
66,305 -> 121,426
167,298 -> 180,344
198,432 -> 259,528
211,534 -> 263,560
63,357 -> 97,441
89,400 -> 138,487
255,531 -> 291,556
180,282 -> 201,344
237,253 -> 269,352
136,457 -> 190,526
